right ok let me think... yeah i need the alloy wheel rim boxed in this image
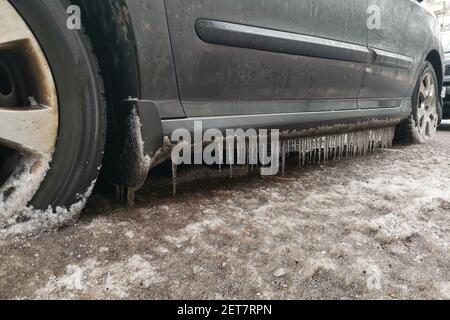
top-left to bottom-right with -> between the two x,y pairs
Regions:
417,70 -> 438,141
0,0 -> 58,219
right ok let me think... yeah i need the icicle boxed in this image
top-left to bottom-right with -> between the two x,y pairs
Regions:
313,138 -> 317,165
218,138 -> 223,173
329,135 -> 333,159
298,139 -> 303,168
315,137 -> 319,165
356,132 -> 360,157
347,133 -> 352,158
249,137 -> 257,172
333,134 -> 338,161
228,138 -> 233,178
318,137 -> 321,165
345,134 -> 349,159
172,161 -> 178,196
245,138 -> 250,174
378,128 -> 383,149
334,134 -> 341,160
329,135 -> 333,162
388,127 -> 394,148
358,132 -> 362,156
237,137 -> 244,165
302,138 -> 306,167
372,129 -> 377,153
305,138 -> 309,164
362,131 -> 367,156
317,137 -> 322,165
339,134 -> 342,159
281,140 -> 287,175
366,131 -> 370,155
306,138 -> 310,165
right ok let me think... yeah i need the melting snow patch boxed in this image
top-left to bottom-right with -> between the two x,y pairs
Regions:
125,231 -> 135,239
35,255 -> 167,299
366,214 -> 417,243
301,256 -> 338,280
164,218 -> 225,247
438,282 -> 450,299
273,268 -> 287,277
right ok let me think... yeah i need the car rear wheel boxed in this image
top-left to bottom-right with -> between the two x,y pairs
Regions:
395,61 -> 440,144
0,0 -> 106,225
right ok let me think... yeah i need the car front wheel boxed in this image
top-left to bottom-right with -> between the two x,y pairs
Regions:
0,0 -> 106,226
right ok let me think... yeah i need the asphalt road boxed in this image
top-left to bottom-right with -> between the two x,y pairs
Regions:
0,124 -> 449,299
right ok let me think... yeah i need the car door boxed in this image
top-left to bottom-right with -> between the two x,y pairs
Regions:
359,0 -> 417,109
163,0 -> 369,117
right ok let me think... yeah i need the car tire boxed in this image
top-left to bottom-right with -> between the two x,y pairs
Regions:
395,61 -> 441,144
1,0 -> 106,212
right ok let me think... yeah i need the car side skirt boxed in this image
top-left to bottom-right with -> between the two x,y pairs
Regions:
161,99 -> 411,137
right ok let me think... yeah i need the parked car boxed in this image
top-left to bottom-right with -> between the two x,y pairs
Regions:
0,0 -> 444,215
441,30 -> 450,118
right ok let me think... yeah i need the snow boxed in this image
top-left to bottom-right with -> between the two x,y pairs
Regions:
35,255 -> 167,299
273,268 -> 287,277
129,108 -> 151,175
0,154 -> 51,227
0,179 -> 96,239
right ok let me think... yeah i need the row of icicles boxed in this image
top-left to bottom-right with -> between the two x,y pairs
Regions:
171,126 -> 396,195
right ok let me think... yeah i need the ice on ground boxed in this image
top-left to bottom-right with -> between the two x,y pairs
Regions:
1,137 -> 449,299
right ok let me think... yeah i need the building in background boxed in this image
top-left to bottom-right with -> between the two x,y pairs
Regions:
428,0 -> 450,30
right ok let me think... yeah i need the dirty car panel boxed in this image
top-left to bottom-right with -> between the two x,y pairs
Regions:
3,0 -> 441,202
89,0 -> 443,190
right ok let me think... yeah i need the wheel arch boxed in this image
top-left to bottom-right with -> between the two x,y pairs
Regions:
425,49 -> 443,92
73,0 -> 164,191
425,49 -> 444,121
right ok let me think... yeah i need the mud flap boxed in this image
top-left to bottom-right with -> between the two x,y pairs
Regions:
111,99 -> 164,205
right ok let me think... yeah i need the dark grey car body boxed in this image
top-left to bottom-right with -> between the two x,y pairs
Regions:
443,55 -> 450,118
441,31 -> 450,118
76,0 -> 443,190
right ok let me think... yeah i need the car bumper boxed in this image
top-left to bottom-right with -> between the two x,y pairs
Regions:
442,61 -> 450,118
443,84 -> 450,118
